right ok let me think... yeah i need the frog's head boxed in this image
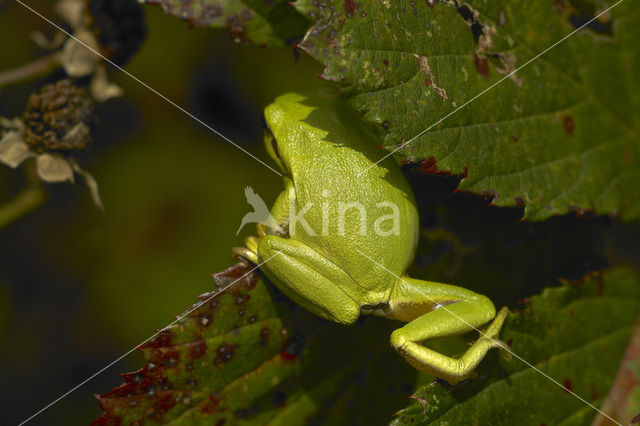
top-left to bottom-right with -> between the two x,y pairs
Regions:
262,90 -> 339,175
262,93 -> 307,175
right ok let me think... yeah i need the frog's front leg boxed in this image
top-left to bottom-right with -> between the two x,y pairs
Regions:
233,178 -> 295,264
384,277 -> 509,385
257,235 -> 361,324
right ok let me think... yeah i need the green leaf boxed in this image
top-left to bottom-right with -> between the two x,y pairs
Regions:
594,320 -> 640,425
141,0 -> 310,47
392,267 -> 640,426
93,262 -> 417,425
295,0 -> 640,220
93,262 -> 295,424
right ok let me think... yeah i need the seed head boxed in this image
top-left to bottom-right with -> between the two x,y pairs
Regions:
22,79 -> 95,152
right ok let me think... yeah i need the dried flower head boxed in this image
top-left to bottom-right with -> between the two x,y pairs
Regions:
22,79 -> 95,152
0,79 -> 103,209
52,0 -> 146,101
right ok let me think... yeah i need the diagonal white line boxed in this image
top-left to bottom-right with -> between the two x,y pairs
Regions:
14,0 -> 283,177
359,0 -> 626,176
356,249 -> 622,426
17,253 -> 280,425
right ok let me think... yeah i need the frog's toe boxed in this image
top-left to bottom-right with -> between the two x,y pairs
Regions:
484,306 -> 509,337
232,246 -> 258,264
477,306 -> 510,355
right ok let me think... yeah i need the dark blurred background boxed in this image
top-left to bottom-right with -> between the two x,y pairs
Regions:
1,1 -> 639,424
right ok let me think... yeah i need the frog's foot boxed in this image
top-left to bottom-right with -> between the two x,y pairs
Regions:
386,277 -> 509,385
232,246 -> 258,264
479,306 -> 510,350
467,306 -> 511,362
232,236 -> 261,264
232,246 -> 257,264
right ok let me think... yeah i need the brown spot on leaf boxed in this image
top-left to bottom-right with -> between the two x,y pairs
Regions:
553,0 -> 568,14
202,394 -> 222,414
214,343 -> 237,364
344,0 -> 357,17
514,197 -> 525,207
212,262 -> 259,290
418,157 -> 450,175
233,293 -> 250,305
226,11 -> 253,43
100,366 -> 169,401
153,392 -> 177,414
189,340 -> 208,360
512,135 -> 519,142
280,337 -> 302,361
260,326 -> 271,346
145,330 -> 172,348
383,59 -> 389,67
474,54 -> 490,77
562,115 -> 574,135
563,378 -> 573,393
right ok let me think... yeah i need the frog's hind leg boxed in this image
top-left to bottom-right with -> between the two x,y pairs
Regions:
257,235 -> 362,325
233,178 -> 295,264
384,277 -> 509,385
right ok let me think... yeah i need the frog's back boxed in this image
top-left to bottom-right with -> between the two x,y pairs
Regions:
265,91 -> 419,294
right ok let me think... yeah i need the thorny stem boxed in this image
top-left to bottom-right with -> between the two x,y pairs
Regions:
0,185 -> 48,230
0,51 -> 62,89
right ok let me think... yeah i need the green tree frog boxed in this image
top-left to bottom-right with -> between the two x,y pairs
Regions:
234,90 -> 508,385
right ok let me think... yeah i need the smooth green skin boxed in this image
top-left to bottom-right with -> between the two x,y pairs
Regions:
236,91 -> 508,384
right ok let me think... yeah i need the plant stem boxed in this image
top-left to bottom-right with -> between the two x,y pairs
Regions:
0,52 -> 62,89
0,186 -> 48,230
